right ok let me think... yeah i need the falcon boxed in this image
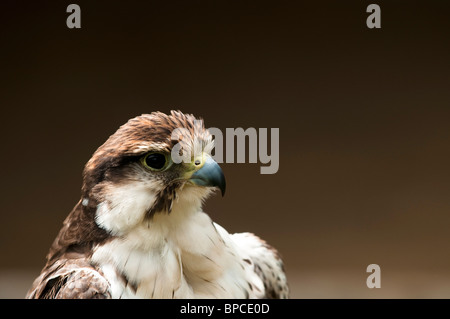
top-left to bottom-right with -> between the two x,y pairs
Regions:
26,110 -> 289,299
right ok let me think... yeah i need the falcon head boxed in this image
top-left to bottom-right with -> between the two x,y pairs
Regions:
81,110 -> 225,235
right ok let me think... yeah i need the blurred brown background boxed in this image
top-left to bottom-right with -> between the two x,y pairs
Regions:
0,0 -> 449,298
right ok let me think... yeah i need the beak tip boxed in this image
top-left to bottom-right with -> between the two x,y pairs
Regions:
190,157 -> 226,198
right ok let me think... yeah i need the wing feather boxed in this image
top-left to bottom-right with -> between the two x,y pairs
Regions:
231,232 -> 289,299
26,258 -> 111,299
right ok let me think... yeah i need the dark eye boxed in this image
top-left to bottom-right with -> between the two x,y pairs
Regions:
142,152 -> 169,171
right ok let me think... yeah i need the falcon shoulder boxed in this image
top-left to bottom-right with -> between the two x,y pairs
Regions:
231,232 -> 289,299
26,258 -> 111,299
26,201 -> 112,299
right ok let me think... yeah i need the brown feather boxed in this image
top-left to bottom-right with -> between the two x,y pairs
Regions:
45,200 -> 113,265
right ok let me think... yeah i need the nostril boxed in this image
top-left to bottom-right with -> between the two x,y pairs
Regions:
194,160 -> 201,166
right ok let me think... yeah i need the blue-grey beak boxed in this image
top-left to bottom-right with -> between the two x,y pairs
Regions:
189,157 -> 226,196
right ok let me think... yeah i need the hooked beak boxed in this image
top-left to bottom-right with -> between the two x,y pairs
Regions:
189,156 -> 226,196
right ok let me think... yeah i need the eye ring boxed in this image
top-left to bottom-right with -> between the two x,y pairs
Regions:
141,152 -> 171,171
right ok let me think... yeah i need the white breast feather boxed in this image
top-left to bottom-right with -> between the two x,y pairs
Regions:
91,183 -> 268,299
